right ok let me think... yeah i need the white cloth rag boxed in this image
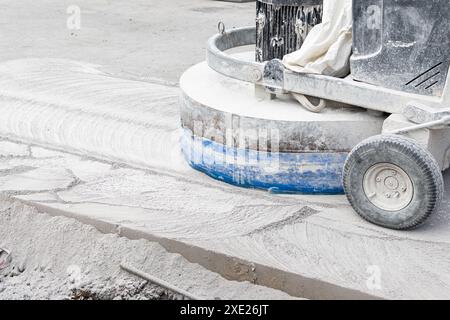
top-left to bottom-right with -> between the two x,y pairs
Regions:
283,0 -> 353,77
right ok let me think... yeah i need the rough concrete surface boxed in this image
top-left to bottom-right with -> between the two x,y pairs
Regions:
0,62 -> 449,298
0,198 -> 292,300
0,0 -> 254,84
0,0 -> 449,301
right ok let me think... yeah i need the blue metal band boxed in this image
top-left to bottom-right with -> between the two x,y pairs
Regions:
181,129 -> 347,195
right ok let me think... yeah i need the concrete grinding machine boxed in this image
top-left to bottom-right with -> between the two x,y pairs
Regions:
180,0 -> 450,230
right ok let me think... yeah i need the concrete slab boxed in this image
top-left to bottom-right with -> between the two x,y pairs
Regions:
1,134 -> 449,300
0,58 -> 449,299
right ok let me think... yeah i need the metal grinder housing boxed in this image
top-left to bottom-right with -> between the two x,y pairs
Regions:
351,0 -> 450,97
256,0 -> 323,62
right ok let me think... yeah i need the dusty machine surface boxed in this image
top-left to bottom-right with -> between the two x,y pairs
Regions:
181,0 -> 450,230
256,0 -> 323,62
352,0 -> 450,97
180,60 -> 385,194
181,0 -> 384,195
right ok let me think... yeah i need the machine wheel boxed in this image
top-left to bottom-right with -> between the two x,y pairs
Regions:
343,134 -> 444,230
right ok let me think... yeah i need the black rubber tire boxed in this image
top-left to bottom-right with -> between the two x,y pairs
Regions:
343,134 -> 444,230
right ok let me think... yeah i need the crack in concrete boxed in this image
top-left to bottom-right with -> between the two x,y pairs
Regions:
0,166 -> 36,177
246,206 -> 320,236
0,168 -> 83,197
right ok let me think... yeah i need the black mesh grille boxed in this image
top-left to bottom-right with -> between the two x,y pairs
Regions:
256,1 -> 323,62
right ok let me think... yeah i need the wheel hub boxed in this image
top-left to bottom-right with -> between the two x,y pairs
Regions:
363,163 -> 414,212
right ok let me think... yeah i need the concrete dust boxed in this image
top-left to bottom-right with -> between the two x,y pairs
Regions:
0,197 -> 293,300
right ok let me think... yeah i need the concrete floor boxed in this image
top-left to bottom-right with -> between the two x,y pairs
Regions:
0,0 -> 449,300
0,57 -> 449,299
0,0 -> 254,83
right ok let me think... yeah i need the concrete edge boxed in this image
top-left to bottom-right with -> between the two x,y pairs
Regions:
11,197 -> 383,300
